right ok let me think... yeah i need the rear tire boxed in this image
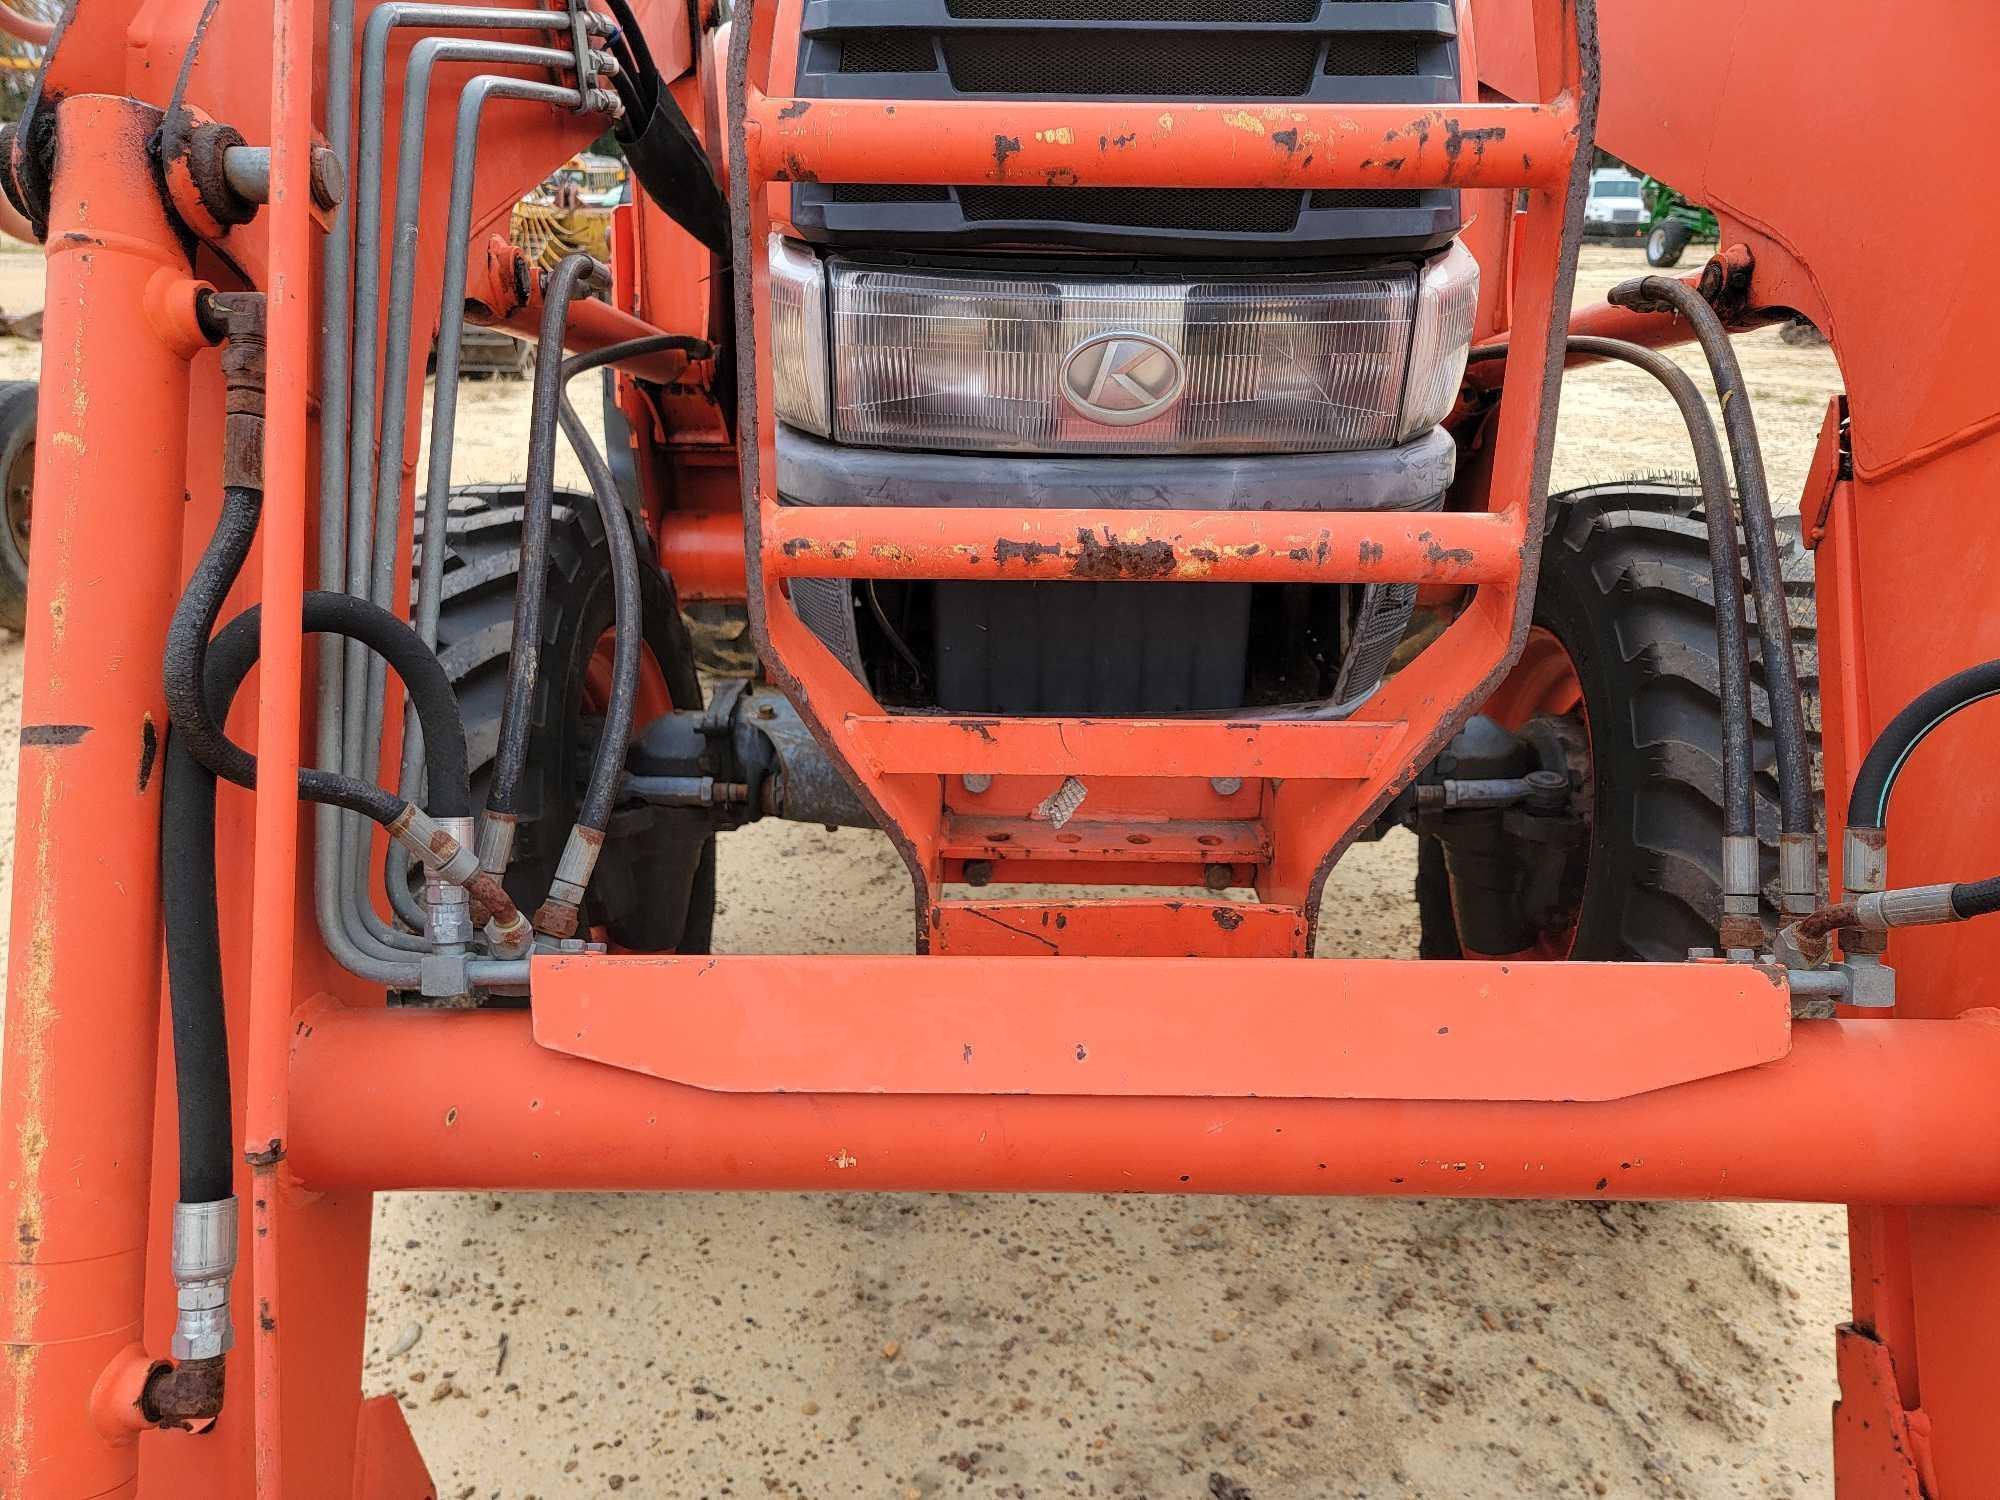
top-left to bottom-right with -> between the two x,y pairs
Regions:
423,484 -> 716,952
0,379 -> 38,632
1417,483 -> 1820,962
1646,219 -> 1693,268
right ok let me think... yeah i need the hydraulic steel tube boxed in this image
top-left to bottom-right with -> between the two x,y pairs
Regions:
0,95 -> 201,1499
330,6 -> 599,973
355,37 -> 596,951
287,1005 -> 2000,1206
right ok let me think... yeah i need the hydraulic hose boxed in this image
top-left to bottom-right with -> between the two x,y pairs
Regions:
1467,337 -> 1757,871
483,255 -> 609,847
1777,657 -> 2000,964
1608,274 -> 1816,913
1848,658 -> 2000,834
505,333 -> 713,935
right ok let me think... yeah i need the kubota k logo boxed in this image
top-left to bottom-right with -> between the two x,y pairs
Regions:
1059,331 -> 1187,427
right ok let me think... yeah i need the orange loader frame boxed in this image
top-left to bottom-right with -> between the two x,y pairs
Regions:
1,0 -> 1996,1494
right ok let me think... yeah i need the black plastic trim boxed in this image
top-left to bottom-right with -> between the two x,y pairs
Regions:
777,423 -> 1457,511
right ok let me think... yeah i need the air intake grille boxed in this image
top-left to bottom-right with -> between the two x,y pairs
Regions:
942,29 -> 1320,96
958,185 -> 1301,232
840,33 -> 936,72
1325,33 -> 1421,75
947,0 -> 1317,18
1309,188 -> 1427,209
797,0 -> 1463,255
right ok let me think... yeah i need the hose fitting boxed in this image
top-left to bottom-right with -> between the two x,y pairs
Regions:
168,1197 -> 237,1362
532,826 -> 604,938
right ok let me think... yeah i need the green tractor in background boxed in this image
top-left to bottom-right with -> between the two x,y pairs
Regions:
1641,175 -> 1719,267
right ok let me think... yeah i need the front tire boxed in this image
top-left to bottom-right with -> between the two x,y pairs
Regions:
424,484 -> 716,952
0,379 -> 37,632
1418,484 -> 1819,962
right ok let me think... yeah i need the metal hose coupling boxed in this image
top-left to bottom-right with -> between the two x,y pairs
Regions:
170,1196 -> 238,1362
389,804 -> 480,887
532,826 -> 604,938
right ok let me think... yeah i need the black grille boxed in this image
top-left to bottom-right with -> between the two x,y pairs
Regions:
958,185 -> 1300,232
833,184 -> 954,204
840,33 -> 937,72
797,0 -> 1462,255
1325,34 -> 1421,75
1309,188 -> 1427,209
943,29 -> 1319,96
947,0 -> 1317,18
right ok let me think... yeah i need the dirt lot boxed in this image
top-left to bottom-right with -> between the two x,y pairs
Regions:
0,241 -> 1850,1497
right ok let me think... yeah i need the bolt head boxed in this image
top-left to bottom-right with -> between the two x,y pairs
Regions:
961,773 -> 993,795
1210,776 -> 1244,797
964,859 -> 995,888
1203,865 -> 1234,893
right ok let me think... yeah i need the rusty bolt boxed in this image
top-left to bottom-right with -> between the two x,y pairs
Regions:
754,703 -> 777,720
1203,864 -> 1234,893
1210,776 -> 1243,797
961,773 -> 993,795
963,859 -> 995,888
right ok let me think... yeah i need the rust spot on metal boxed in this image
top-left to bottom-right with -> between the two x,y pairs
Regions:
1360,156 -> 1406,172
1419,531 -> 1476,568
143,1355 -> 225,1429
1100,132 -> 1136,150
467,872 -> 521,927
962,1044 -> 973,1064
1358,540 -> 1384,565
1271,128 -> 1300,155
18,723 -> 90,747
776,99 -> 811,120
257,1300 -> 276,1333
1442,118 -> 1507,178
1074,1043 -> 1088,1062
1044,167 -> 1079,187
57,230 -> 98,246
950,719 -> 1000,743
1072,527 -> 1176,580
244,1137 -> 286,1168
992,134 -> 1022,177
994,536 -> 1063,569
1210,908 -> 1244,932
780,537 -> 817,557
775,152 -> 818,184
137,712 -> 158,792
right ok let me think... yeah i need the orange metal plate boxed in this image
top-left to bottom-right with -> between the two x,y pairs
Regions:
843,715 -> 1401,779
931,899 -> 1309,958
530,955 -> 1791,1101
939,815 -> 1267,865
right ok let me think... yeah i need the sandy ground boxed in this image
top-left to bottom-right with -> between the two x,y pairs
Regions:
0,241 -> 1853,1497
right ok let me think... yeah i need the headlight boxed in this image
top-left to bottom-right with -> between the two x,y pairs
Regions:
1396,239 -> 1480,440
769,234 -> 831,437
768,234 -> 1479,455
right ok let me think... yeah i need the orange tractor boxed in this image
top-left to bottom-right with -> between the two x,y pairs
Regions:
1,0 -> 1995,1493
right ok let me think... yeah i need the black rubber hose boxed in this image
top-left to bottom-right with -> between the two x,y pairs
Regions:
162,592 -> 474,1205
1466,336 -> 1755,840
562,332 -> 712,381
603,0 -> 660,110
1848,658 -> 2000,834
613,74 -> 731,255
159,613 -> 261,1206
1607,274 -> 1815,841
556,394 -> 641,835
162,483 -> 261,789
488,254 -> 604,821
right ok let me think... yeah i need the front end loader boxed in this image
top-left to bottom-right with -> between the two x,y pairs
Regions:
1,0 -> 1996,1493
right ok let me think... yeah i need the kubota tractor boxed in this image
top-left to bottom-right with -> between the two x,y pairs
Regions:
2,0 -> 1996,1494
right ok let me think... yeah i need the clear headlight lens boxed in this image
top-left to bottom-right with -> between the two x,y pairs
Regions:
1396,239 -> 1480,440
769,235 -> 831,437
769,235 -> 1480,455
